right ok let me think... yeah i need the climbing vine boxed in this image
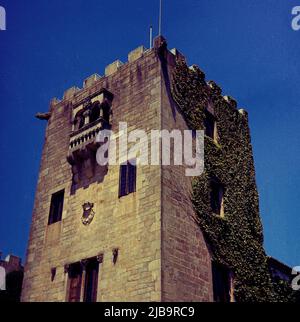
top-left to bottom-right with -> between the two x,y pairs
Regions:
170,58 -> 297,302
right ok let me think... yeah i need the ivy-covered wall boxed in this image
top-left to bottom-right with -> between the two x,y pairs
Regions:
170,58 -> 297,302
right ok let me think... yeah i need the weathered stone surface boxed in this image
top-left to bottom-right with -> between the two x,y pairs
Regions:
63,86 -> 80,100
83,73 -> 101,88
21,41 -> 213,302
128,46 -> 146,63
105,60 -> 124,76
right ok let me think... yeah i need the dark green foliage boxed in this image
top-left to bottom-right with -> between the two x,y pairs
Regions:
171,58 -> 296,302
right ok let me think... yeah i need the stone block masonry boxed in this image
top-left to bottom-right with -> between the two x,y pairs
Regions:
21,37 -> 213,302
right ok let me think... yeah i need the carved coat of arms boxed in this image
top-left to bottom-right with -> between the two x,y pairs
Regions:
81,202 -> 95,225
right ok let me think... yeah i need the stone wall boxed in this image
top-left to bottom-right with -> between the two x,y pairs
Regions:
22,48 -> 162,302
158,44 -> 213,302
22,38 -> 214,302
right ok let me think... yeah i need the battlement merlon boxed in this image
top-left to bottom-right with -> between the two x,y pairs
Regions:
42,35 -> 246,117
44,36 -> 179,104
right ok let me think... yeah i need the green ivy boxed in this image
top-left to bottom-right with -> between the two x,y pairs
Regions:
170,58 -> 297,302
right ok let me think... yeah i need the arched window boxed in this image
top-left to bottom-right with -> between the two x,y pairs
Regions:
74,112 -> 85,131
89,103 -> 100,123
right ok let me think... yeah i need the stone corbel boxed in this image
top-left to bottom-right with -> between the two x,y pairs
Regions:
97,254 -> 104,263
64,264 -> 70,274
112,248 -> 119,265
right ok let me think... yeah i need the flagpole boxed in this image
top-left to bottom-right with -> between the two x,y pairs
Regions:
159,0 -> 162,35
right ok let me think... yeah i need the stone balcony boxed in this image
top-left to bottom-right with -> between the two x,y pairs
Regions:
67,88 -> 113,168
67,118 -> 110,166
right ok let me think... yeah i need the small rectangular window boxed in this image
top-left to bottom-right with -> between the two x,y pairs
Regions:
127,163 -> 136,194
48,189 -> 64,225
210,179 -> 224,216
212,262 -> 232,302
119,161 -> 136,197
68,263 -> 82,302
204,110 -> 217,140
83,258 -> 99,302
67,257 -> 100,302
119,164 -> 128,197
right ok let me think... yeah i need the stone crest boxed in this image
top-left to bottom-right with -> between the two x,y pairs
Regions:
81,202 -> 95,225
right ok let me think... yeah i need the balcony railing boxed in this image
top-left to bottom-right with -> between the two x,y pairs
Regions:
67,117 -> 111,167
69,118 -> 110,150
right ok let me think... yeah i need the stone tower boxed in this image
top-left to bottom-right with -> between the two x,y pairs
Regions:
22,36 -> 264,302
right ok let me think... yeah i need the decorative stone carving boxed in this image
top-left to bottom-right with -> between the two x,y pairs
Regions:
35,112 -> 51,121
81,202 -> 95,225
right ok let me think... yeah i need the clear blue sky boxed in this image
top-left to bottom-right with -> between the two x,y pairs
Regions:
0,0 -> 299,267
